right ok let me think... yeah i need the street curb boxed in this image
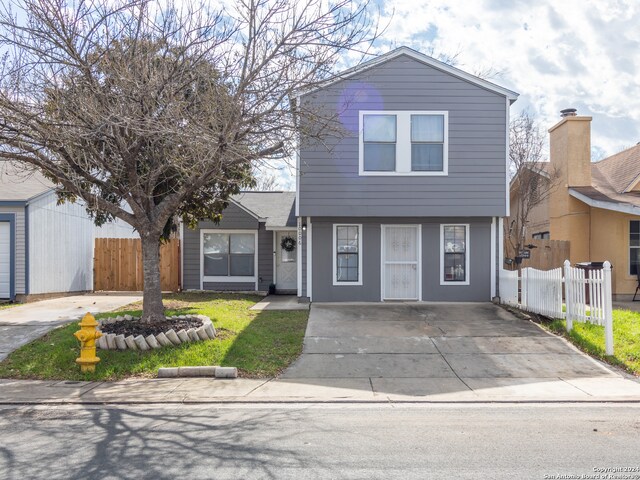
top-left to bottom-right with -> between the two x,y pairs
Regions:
2,399 -> 640,406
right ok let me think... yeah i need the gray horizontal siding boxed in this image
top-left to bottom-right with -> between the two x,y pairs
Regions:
310,217 -> 492,302
182,203 -> 272,292
257,224 -> 273,291
299,53 -> 508,218
203,282 -> 255,291
199,202 -> 259,230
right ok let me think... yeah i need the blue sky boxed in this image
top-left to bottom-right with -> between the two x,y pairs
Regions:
269,0 -> 640,189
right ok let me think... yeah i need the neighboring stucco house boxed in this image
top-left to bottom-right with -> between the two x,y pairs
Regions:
183,47 -> 519,302
0,162 -> 138,301
547,111 -> 640,298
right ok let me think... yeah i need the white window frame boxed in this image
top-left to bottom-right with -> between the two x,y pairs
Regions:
440,223 -> 470,286
359,110 -> 449,176
629,220 -> 640,276
200,229 -> 258,286
332,223 -> 363,286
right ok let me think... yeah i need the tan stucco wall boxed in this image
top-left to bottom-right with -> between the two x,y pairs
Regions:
590,207 -> 640,295
526,194 -> 550,236
549,195 -> 590,263
506,181 -> 550,250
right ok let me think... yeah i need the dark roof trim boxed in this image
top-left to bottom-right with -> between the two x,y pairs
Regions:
0,200 -> 26,207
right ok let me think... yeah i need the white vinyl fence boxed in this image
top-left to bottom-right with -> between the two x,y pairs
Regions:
521,266 -> 564,319
499,268 -> 519,307
499,260 -> 614,355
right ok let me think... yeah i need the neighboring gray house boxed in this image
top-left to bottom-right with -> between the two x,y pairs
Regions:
0,162 -> 138,301
183,46 -> 518,302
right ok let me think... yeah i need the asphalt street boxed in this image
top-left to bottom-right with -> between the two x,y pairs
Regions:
1,403 -> 639,479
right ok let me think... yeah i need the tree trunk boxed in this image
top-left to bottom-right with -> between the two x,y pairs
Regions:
141,232 -> 166,323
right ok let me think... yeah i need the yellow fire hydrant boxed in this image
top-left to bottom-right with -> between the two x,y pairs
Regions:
74,313 -> 102,373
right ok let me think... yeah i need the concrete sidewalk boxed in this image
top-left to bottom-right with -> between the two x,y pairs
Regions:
2,374 -> 640,404
0,294 -> 141,361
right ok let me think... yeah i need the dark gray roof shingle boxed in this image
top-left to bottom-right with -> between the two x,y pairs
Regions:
232,191 -> 296,228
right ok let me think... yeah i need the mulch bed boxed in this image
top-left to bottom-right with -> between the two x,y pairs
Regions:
101,317 -> 204,338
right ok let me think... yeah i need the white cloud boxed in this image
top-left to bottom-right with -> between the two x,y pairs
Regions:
372,0 -> 640,157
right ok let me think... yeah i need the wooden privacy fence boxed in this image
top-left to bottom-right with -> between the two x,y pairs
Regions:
94,238 -> 180,292
498,260 -> 614,354
518,239 -> 570,271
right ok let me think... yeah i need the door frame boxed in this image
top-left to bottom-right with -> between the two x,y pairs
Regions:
380,224 -> 422,301
273,228 -> 298,292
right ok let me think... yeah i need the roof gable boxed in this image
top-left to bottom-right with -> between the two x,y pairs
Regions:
303,46 -> 519,102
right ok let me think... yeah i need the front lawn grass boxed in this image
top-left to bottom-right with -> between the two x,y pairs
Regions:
544,309 -> 640,376
0,293 -> 308,381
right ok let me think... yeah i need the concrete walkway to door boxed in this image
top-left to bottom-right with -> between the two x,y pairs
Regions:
255,302 -> 640,401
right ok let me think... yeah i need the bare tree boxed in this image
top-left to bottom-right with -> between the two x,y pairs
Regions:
505,111 -> 558,268
0,0 -> 379,322
249,164 -> 281,191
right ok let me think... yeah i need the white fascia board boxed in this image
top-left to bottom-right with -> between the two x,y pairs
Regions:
300,47 -> 519,102
569,189 -> 640,216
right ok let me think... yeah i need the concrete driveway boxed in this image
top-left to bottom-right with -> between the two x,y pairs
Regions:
0,294 -> 141,361
268,303 -> 639,400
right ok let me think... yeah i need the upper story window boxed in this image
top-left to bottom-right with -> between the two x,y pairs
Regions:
359,111 -> 448,176
363,115 -> 396,171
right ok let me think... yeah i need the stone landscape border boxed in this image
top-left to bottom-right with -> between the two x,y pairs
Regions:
96,314 -> 216,351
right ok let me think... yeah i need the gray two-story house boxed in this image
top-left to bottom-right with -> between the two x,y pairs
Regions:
181,47 -> 518,302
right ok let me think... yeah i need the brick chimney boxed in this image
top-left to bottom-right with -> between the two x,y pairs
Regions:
548,108 -> 593,263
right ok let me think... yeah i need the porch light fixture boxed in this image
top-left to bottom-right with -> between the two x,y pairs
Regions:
302,223 -> 307,231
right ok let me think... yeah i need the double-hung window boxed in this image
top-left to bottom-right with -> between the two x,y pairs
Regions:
362,114 -> 397,171
333,224 -> 362,285
202,231 -> 256,281
360,111 -> 448,175
441,224 -> 469,285
411,114 -> 445,171
630,221 -> 640,276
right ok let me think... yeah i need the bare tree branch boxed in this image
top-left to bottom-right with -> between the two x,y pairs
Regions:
0,0 -> 381,321
505,111 -> 559,269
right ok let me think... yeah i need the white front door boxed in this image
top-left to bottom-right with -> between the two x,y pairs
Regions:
382,225 -> 420,300
0,222 -> 10,299
276,231 -> 297,291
